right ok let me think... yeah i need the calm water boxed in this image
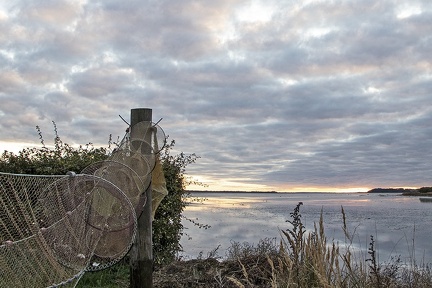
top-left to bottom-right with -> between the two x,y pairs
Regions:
180,192 -> 432,264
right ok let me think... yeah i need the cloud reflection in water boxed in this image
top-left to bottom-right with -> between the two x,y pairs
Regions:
181,192 -> 432,264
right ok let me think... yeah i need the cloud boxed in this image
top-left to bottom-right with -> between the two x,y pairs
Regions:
1,0 -> 432,191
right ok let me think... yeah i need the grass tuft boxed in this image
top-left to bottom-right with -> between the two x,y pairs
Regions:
76,203 -> 432,287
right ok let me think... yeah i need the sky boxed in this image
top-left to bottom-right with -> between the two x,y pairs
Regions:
0,0 -> 431,192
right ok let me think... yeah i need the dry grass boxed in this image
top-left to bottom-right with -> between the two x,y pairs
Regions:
80,203 -> 432,287
224,202 -> 432,288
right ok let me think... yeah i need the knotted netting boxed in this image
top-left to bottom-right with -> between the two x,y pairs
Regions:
0,120 -> 167,287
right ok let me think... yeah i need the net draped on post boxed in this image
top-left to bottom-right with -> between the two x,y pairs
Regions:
0,121 -> 167,287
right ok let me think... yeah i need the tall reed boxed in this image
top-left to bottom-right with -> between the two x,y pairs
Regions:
228,202 -> 432,288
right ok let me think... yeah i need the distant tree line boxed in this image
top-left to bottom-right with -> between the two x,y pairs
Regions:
418,187 -> 432,193
368,187 -> 432,193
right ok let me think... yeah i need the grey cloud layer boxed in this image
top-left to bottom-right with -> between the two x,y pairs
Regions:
1,0 -> 431,190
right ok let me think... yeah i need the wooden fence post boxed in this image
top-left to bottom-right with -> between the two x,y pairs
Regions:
130,108 -> 153,288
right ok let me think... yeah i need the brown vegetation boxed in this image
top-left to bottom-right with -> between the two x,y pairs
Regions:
79,203 -> 432,288
153,203 -> 432,288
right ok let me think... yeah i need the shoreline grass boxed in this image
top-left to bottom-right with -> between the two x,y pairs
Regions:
224,203 -> 432,288
76,202 -> 432,287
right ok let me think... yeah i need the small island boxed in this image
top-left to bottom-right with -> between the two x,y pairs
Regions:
367,187 -> 432,197
367,188 -> 410,193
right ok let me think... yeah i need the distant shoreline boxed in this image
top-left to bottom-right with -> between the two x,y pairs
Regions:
401,191 -> 432,197
186,190 -> 364,194
186,190 -> 279,194
367,187 -> 432,196
186,187 -> 432,195
367,188 -> 409,193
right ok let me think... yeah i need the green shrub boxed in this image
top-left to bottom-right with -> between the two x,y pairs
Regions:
0,124 -> 108,175
0,124 -> 199,269
153,139 -> 201,266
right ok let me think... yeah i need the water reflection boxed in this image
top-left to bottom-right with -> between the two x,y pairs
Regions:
181,192 -> 432,264
186,196 -> 261,210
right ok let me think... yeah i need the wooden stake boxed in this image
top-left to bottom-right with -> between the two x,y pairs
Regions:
129,108 -> 153,288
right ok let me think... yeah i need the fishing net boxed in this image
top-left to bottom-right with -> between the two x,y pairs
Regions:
0,121 -> 167,287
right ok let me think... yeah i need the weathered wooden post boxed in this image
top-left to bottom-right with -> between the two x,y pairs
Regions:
130,108 -> 153,288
